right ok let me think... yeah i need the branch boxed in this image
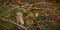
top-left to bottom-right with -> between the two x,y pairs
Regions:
0,18 -> 28,30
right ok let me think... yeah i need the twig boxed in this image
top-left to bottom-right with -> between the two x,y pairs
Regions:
0,18 -> 28,30
3,14 -> 11,18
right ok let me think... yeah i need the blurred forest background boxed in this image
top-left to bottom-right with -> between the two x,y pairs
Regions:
0,0 -> 60,30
